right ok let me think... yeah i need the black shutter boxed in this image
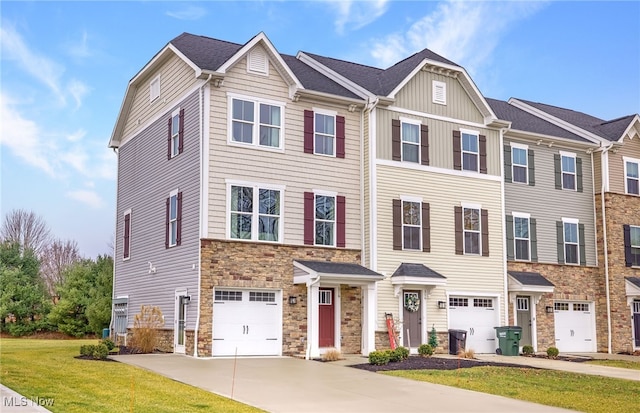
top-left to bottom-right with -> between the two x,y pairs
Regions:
454,206 -> 463,255
420,125 -> 429,166
393,199 -> 402,250
528,149 -> 535,186
422,202 -> 430,252
123,213 -> 131,259
392,119 -> 401,161
624,224 -> 632,267
530,218 -> 538,262
453,131 -> 462,170
578,223 -> 585,265
176,192 -> 183,246
576,157 -> 583,192
304,110 -> 314,154
505,215 -> 514,260
504,145 -> 512,183
556,221 -> 564,264
481,209 -> 489,256
479,135 -> 487,174
178,109 -> 185,154
554,154 -> 562,190
336,116 -> 345,158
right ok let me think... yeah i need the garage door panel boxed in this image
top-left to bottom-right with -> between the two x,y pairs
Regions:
448,297 -> 498,354
553,301 -> 595,352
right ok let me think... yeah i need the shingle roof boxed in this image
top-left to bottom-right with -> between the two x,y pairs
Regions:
515,99 -> 636,142
392,263 -> 446,279
487,98 -> 590,143
626,277 -> 640,289
295,260 -> 382,276
508,271 -> 555,287
280,54 -> 360,99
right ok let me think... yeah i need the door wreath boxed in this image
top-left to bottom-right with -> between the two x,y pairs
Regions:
404,294 -> 420,312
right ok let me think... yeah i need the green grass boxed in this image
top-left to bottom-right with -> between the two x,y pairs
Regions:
586,359 -> 640,370
0,338 -> 263,413
383,366 -> 640,413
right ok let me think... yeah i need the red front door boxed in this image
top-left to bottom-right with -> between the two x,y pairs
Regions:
319,288 -> 335,348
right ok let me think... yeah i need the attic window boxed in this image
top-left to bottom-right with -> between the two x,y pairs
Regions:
150,75 -> 160,102
432,80 -> 446,105
248,49 -> 268,75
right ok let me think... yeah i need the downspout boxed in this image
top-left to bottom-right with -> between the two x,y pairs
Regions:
600,143 -> 615,354
193,74 -> 212,357
499,128 -> 509,326
109,147 -> 119,336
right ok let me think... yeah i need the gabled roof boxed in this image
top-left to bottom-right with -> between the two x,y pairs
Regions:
487,98 -> 592,144
280,55 -> 360,99
171,32 -> 243,72
392,263 -> 446,279
626,277 -> 640,289
294,260 -> 381,276
508,271 -> 555,287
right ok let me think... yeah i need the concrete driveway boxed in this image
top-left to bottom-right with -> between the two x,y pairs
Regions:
112,354 -> 575,413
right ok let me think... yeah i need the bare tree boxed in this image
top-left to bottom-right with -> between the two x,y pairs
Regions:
0,209 -> 51,254
40,238 -> 81,297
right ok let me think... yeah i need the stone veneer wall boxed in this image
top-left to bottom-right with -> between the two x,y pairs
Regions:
198,239 -> 362,357
596,193 -> 640,353
507,262 -> 604,351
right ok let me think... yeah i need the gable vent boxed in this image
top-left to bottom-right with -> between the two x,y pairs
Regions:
248,49 -> 268,75
432,80 -> 446,105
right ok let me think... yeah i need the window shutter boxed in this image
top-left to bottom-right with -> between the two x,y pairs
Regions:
454,206 -> 463,255
304,192 -> 314,245
528,149 -> 535,186
479,135 -> 487,174
304,110 -> 314,154
576,157 -> 583,192
176,192 -> 183,246
420,125 -> 429,166
337,196 -> 346,247
504,145 -> 512,183
481,209 -> 489,256
392,199 -> 402,250
530,218 -> 538,262
556,221 -> 564,264
165,197 -> 170,249
422,202 -> 431,252
453,131 -> 462,170
178,109 -> 185,154
392,119 -> 401,161
554,154 -> 562,190
167,117 -> 172,160
578,223 -> 585,265
336,116 -> 345,158
505,215 -> 514,260
123,213 -> 131,259
624,224 -> 632,267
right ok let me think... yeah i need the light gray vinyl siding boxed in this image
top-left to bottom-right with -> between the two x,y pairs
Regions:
393,71 -> 485,124
504,137 -> 597,266
376,108 -> 501,176
114,90 -> 201,330
609,137 -> 640,194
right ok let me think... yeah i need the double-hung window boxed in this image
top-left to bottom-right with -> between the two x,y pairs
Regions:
624,157 -> 639,195
401,121 -> 420,163
150,75 -> 160,102
461,130 -> 479,172
563,219 -> 579,264
314,112 -> 335,156
315,194 -> 335,246
229,183 -> 282,242
229,94 -> 283,149
625,225 -> 640,267
170,109 -> 180,157
168,190 -> 179,247
514,214 -> 530,261
511,144 -> 528,183
123,209 -> 131,260
463,207 -> 481,254
561,152 -> 576,190
402,200 -> 421,250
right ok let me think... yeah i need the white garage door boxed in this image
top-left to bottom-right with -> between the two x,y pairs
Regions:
448,296 -> 498,354
554,301 -> 595,352
212,289 -> 281,356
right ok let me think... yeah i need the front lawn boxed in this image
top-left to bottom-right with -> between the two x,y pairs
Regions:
384,366 -> 640,413
586,359 -> 640,370
0,338 -> 263,413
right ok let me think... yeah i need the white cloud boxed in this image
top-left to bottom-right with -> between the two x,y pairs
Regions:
66,129 -> 86,142
67,30 -> 92,58
369,1 -> 547,73
324,0 -> 389,34
67,79 -> 90,110
165,6 -> 207,20
66,190 -> 104,209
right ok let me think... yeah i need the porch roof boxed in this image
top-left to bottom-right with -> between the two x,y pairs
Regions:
390,263 -> 447,287
508,271 -> 555,293
293,260 -> 383,286
625,277 -> 640,297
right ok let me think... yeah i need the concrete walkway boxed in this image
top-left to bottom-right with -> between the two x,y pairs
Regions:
0,385 -> 53,413
112,354 -> 576,413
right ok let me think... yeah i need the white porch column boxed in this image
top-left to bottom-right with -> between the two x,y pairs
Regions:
362,283 -> 377,354
308,283 -> 320,359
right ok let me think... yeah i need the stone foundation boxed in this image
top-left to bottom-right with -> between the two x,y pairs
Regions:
374,330 -> 448,354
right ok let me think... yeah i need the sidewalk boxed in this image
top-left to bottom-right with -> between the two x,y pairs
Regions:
0,385 -> 53,413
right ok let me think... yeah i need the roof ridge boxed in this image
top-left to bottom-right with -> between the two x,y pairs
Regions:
517,98 -> 606,122
303,51 -> 384,72
596,114 -> 636,126
175,32 -> 243,48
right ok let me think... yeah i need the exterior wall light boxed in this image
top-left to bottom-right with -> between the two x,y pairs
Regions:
437,301 -> 446,309
546,306 -> 554,313
289,296 -> 297,305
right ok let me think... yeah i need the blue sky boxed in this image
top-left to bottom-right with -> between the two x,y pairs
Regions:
1,1 -> 639,258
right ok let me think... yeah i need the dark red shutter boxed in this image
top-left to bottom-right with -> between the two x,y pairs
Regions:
123,213 -> 130,259
393,199 -> 402,250
337,196 -> 346,247
422,203 -> 430,252
336,116 -> 345,158
454,206 -> 463,255
176,192 -> 183,246
304,110 -> 314,154
420,125 -> 429,166
178,109 -> 185,154
167,117 -> 172,160
392,119 -> 401,161
165,197 -> 170,249
479,135 -> 487,174
624,224 -> 632,267
304,192 -> 314,245
453,131 -> 461,170
481,209 -> 489,256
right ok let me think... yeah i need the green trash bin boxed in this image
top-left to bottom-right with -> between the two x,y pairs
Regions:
102,328 -> 110,339
494,326 -> 522,356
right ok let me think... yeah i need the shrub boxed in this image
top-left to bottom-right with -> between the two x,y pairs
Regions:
101,338 -> 116,351
322,348 -> 342,361
368,350 -> 390,365
547,346 -> 559,359
428,325 -> 438,349
129,305 -> 164,354
93,343 -> 109,360
79,345 -> 94,356
388,348 -> 403,362
395,346 -> 410,360
458,348 -> 475,359
522,345 -> 534,356
418,344 -> 433,357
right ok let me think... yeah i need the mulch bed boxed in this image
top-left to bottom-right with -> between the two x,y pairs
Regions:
351,356 -> 539,372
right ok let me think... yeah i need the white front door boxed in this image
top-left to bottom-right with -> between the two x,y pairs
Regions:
212,289 -> 282,356
448,296 -> 498,354
554,301 -> 596,352
174,289 -> 188,354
